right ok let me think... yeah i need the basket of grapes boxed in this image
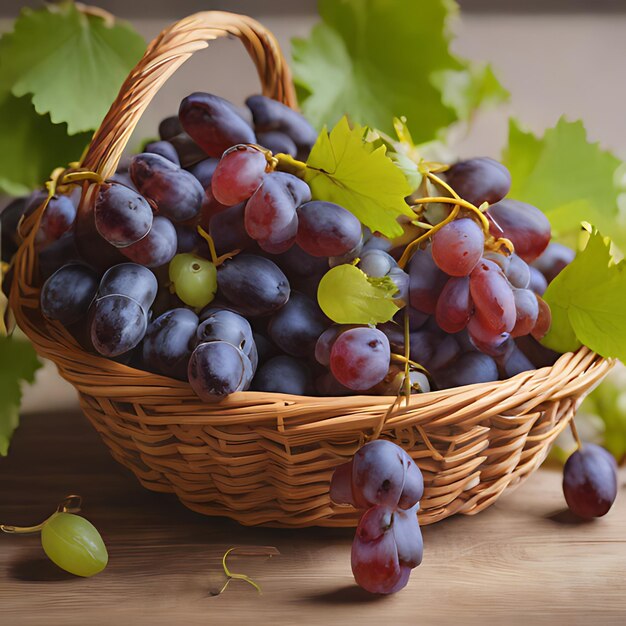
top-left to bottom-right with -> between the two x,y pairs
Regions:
9,11 -> 613,527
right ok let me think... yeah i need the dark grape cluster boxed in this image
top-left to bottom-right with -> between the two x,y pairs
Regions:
0,89 -> 576,404
330,440 -> 424,594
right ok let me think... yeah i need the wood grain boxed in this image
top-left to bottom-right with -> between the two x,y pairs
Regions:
1,410 -> 625,626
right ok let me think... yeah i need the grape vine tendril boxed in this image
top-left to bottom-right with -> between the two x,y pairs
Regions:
0,494 -> 82,534
214,546 -> 279,596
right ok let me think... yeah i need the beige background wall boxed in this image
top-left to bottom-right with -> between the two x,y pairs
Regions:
2,5 -> 624,410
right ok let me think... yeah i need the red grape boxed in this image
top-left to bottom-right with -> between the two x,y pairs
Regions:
431,218 -> 484,276
435,276 -> 472,333
511,288 -> 539,337
351,506 -> 405,594
467,315 -> 511,356
469,258 -> 516,333
531,295 -> 551,340
488,199 -> 551,262
330,327 -> 390,391
211,145 -> 267,206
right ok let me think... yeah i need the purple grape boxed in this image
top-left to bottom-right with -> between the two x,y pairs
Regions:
188,340 -> 253,401
208,202 -> 253,255
408,247 -> 448,314
532,242 -> 575,284
196,309 -> 255,360
179,92 -> 256,158
296,201 -> 362,258
98,263 -> 158,312
145,140 -> 180,165
94,182 -> 153,248
563,443 -> 618,518
40,263 -> 98,326
188,158 -> 219,189
257,130 -> 297,157
245,95 -> 317,158
433,352 -> 498,389
130,153 -> 204,223
444,157 -> 511,207
267,291 -> 329,357
120,216 -> 177,268
90,294 -> 148,357
217,255 -> 290,317
251,355 -> 312,395
142,308 -> 199,380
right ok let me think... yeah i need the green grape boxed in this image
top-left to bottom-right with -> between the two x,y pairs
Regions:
169,253 -> 217,308
41,512 -> 108,577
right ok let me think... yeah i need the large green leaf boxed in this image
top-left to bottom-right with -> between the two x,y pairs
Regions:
0,336 -> 41,456
0,92 -> 91,195
503,118 -> 623,243
291,0 -> 507,142
0,2 -> 145,135
305,117 -> 413,238
542,229 -> 626,360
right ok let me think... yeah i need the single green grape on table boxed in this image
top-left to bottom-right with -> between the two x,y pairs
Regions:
41,512 -> 108,577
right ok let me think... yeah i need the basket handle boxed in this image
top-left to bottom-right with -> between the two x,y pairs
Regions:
80,11 -> 296,181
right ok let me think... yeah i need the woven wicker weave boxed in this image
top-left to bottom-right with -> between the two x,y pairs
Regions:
10,11 -> 614,527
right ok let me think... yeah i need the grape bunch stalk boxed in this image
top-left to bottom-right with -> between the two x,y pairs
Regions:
0,86 -> 577,404
330,440 -> 424,594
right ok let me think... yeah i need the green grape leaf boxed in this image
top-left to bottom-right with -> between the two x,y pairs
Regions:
0,2 -> 145,135
0,336 -> 41,456
317,264 -> 399,325
0,92 -> 91,195
305,117 -> 413,238
503,117 -> 623,242
291,0 -> 507,142
579,369 -> 626,463
432,63 -> 509,121
541,228 -> 626,360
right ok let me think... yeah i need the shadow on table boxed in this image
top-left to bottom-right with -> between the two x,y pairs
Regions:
303,584 -> 390,605
10,556 -> 77,582
545,508 -> 595,525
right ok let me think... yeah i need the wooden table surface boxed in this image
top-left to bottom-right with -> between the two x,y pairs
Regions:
1,409 -> 625,626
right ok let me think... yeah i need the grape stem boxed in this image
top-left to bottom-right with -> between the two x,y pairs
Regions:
0,495 -> 82,534
390,353 -> 429,376
569,419 -> 583,451
402,308 -> 411,405
196,226 -> 240,267
273,153 -> 308,178
397,170 -> 514,269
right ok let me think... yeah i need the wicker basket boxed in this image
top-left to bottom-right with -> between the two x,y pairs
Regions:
10,11 -> 614,528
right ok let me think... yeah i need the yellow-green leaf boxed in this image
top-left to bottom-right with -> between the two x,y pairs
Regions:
542,228 -> 626,360
317,264 -> 399,325
305,117 -> 413,238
